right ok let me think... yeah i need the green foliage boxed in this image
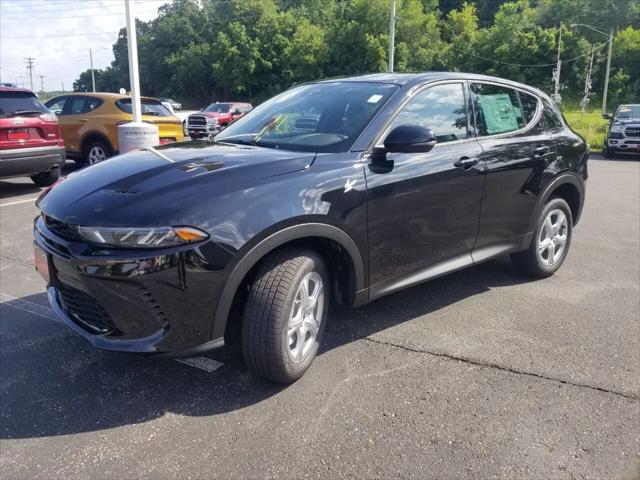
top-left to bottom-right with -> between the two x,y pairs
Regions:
78,0 -> 639,110
562,110 -> 609,150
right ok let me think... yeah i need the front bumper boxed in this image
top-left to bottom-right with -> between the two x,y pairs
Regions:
187,125 -> 219,138
0,145 -> 65,179
34,215 -> 234,354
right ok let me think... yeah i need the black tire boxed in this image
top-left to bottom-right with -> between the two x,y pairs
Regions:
82,138 -> 112,165
511,197 -> 573,278
603,146 -> 613,159
30,168 -> 60,187
241,249 -> 329,383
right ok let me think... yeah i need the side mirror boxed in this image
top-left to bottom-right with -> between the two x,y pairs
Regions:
199,108 -> 204,112
233,109 -> 242,115
602,113 -> 612,120
383,124 -> 436,153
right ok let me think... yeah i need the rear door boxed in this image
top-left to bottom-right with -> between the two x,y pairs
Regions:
365,81 -> 486,294
470,82 -> 556,259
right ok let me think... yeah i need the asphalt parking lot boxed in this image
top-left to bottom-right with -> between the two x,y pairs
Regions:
0,155 -> 638,479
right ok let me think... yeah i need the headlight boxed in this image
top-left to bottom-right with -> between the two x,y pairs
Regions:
609,132 -> 623,139
207,117 -> 218,125
77,226 -> 209,248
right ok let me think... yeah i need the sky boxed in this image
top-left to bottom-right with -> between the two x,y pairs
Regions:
0,0 -> 169,92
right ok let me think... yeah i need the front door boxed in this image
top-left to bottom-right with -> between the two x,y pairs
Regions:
365,82 -> 485,297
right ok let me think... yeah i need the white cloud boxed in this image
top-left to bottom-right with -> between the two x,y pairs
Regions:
0,0 -> 168,91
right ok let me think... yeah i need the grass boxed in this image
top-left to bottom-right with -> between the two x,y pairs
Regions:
562,110 -> 609,151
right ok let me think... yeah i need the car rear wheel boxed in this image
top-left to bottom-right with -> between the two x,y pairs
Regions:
83,139 -> 111,165
511,197 -> 573,278
241,249 -> 329,383
30,168 -> 60,187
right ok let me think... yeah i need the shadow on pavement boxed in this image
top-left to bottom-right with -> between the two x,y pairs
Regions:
0,161 -> 82,200
1,256 -> 533,439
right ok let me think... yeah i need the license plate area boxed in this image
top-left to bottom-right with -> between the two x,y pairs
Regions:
33,244 -> 51,283
8,129 -> 30,141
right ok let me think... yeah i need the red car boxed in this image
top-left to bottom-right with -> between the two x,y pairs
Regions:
186,102 -> 252,138
0,87 -> 65,186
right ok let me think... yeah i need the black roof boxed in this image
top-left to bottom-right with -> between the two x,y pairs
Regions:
320,72 -> 548,98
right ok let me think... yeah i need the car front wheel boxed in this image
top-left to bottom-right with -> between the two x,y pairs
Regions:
241,249 -> 329,383
511,197 -> 573,278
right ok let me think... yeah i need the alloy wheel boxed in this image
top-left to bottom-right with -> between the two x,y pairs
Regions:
88,145 -> 107,165
537,208 -> 568,267
287,271 -> 324,363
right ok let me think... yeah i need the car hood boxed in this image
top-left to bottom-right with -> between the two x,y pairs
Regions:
38,141 -> 315,227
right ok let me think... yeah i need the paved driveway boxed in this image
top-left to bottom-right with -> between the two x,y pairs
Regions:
1,156 -> 638,479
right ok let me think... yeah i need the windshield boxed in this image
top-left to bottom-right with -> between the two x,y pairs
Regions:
0,91 -> 48,118
205,103 -> 232,113
615,105 -> 640,121
116,99 -> 172,117
215,82 -> 399,153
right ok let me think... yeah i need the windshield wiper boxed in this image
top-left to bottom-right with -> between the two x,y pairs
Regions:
7,110 -> 43,117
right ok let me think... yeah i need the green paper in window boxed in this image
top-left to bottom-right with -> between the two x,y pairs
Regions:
477,94 -> 519,134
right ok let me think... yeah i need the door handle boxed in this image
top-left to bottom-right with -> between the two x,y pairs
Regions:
534,145 -> 551,156
79,118 -> 88,123
454,157 -> 479,169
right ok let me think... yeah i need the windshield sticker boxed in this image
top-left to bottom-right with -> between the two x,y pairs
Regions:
367,94 -> 384,104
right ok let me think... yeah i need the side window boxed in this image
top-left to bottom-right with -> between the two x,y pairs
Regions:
389,83 -> 468,143
86,97 -> 103,112
518,91 -> 539,125
45,96 -> 67,115
541,98 -> 564,131
63,97 -> 89,115
471,83 -> 524,136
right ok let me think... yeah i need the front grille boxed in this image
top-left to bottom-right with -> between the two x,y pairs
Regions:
188,115 -> 207,127
45,215 -> 79,240
624,127 -> 640,138
58,284 -> 115,333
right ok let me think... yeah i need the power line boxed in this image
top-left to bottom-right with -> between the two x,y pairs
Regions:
1,6 -> 162,20
465,39 -> 609,68
5,31 -> 120,39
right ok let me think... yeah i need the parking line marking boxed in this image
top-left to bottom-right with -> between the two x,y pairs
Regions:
0,197 -> 40,207
175,357 -> 224,373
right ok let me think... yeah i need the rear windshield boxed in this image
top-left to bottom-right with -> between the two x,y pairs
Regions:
0,91 -> 48,118
115,99 -> 172,117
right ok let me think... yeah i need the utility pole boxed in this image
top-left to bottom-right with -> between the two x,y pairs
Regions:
89,48 -> 96,92
388,0 -> 396,72
38,75 -> 46,94
580,45 -> 595,113
602,28 -> 613,115
24,57 -> 35,91
551,23 -> 563,104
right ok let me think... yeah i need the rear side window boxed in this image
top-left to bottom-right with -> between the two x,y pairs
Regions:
116,99 -> 172,117
389,82 -> 469,143
0,91 -> 48,118
518,91 -> 539,125
471,83 -> 524,136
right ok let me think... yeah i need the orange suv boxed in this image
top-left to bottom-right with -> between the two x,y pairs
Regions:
45,92 -> 185,165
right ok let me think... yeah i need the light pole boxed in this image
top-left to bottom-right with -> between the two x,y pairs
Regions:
569,23 -> 613,115
90,48 -> 96,92
388,0 -> 396,73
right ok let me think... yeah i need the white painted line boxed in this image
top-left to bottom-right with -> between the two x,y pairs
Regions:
175,356 -> 224,373
0,291 -> 59,322
0,197 -> 40,207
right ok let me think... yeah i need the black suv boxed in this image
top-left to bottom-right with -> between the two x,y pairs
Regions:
34,73 -> 587,383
